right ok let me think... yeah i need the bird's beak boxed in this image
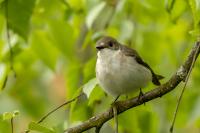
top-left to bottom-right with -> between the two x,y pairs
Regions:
96,43 -> 107,50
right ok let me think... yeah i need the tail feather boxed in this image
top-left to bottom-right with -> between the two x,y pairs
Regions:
152,74 -> 164,86
156,74 -> 164,80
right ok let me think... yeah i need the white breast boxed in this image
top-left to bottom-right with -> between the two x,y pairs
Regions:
96,49 -> 152,97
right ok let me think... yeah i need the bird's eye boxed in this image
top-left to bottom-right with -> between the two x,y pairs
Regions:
108,42 -> 113,47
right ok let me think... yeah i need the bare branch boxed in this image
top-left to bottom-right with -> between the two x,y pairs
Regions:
65,41 -> 200,133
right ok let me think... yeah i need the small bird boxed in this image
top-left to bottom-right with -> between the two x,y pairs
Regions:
95,36 -> 163,101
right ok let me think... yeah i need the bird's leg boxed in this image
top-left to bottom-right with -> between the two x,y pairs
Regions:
114,95 -> 120,102
111,95 -> 120,105
111,95 -> 119,133
139,88 -> 144,98
112,105 -> 118,133
138,88 -> 145,105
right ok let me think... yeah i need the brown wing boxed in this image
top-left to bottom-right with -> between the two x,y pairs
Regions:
120,44 -> 162,85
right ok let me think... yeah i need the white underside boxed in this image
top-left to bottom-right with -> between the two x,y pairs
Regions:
96,49 -> 152,97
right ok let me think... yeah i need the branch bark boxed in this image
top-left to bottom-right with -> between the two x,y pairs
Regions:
65,42 -> 200,133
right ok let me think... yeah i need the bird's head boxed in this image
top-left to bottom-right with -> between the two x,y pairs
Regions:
96,36 -> 120,51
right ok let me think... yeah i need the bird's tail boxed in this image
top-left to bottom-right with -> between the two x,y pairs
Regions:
156,74 -> 164,80
152,74 -> 164,86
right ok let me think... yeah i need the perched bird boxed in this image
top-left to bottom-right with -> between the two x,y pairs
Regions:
95,36 -> 163,101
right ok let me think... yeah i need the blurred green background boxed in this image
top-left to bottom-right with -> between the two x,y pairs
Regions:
0,0 -> 200,133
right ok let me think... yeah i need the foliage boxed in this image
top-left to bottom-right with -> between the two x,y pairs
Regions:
0,0 -> 200,133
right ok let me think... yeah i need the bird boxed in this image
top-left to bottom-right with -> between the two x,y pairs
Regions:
95,36 -> 163,102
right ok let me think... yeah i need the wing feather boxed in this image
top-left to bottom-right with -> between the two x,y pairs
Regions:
120,45 -> 163,85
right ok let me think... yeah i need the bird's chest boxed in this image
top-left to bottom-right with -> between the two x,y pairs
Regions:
96,50 -> 124,78
96,49 -> 151,97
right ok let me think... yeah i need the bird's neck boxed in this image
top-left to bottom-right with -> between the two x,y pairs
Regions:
98,49 -> 121,60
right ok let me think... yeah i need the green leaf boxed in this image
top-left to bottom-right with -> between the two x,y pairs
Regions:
0,14 -> 5,36
83,78 -> 98,98
86,1 -> 115,31
2,110 -> 19,120
86,2 -> 106,29
0,0 -> 4,5
0,64 -> 9,91
165,0 -> 175,13
1,42 -> 23,63
83,56 -> 96,82
6,0 -> 36,40
13,110 -> 19,117
48,20 -> 75,57
189,0 -> 200,36
92,3 -> 115,31
195,0 -> 200,10
88,86 -> 104,106
30,30 -> 60,70
68,0 -> 84,11
69,87 -> 83,122
2,112 -> 13,120
119,19 -> 134,41
28,122 -> 55,133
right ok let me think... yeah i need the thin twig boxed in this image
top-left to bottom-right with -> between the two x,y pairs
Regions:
113,106 -> 118,133
24,93 -> 84,133
5,0 -> 16,78
38,93 -> 83,123
11,117 -> 14,133
170,43 -> 200,133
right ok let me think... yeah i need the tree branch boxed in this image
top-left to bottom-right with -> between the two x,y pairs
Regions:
170,41 -> 200,133
65,41 -> 200,133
